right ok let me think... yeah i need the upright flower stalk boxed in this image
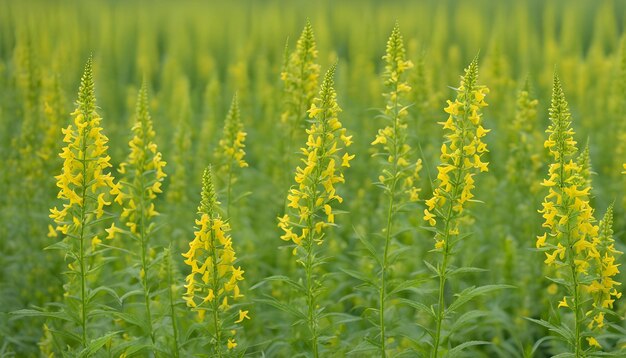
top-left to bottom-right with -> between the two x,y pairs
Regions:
536,74 -> 622,355
281,20 -> 320,145
277,64 -> 353,357
371,24 -> 421,356
182,167 -> 249,355
588,205 -> 622,335
215,93 -> 248,217
280,21 -> 320,200
48,57 -> 118,348
115,81 -> 167,348
422,57 -> 490,357
506,79 -> 541,192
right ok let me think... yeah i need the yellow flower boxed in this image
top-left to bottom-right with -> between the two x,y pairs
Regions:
235,309 -> 250,323
444,100 -> 461,115
535,233 -> 547,248
227,338 -> 237,349
537,75 -> 620,347
373,24 -> 421,210
279,64 -> 352,251
47,224 -> 58,238
547,283 -> 558,295
282,20 -> 319,128
91,236 -> 102,250
307,103 -> 322,118
424,56 -> 490,246
217,94 -> 248,172
586,337 -> 601,348
51,57 -> 117,239
342,152 -> 355,167
183,166 -> 246,343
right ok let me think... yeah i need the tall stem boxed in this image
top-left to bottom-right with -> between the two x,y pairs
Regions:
304,217 -> 319,358
380,75 -> 400,357
564,209 -> 581,356
301,100 -> 330,358
166,248 -> 180,358
432,89 -> 470,357
209,217 -> 223,358
78,121 -> 89,348
226,162 -> 233,219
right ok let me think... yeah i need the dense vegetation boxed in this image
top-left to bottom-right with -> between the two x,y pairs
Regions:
1,0 -> 625,356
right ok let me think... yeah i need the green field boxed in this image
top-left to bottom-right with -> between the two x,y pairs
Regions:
1,0 -> 625,356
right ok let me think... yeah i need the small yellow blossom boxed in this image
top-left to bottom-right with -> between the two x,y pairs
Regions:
235,309 -> 250,323
587,337 -> 601,348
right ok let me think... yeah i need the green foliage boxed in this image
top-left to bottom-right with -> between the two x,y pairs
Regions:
1,1 -> 625,357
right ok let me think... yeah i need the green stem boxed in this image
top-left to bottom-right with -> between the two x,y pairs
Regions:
226,162 -> 233,219
304,218 -> 319,358
137,118 -> 156,354
166,248 -> 180,358
432,88 -> 472,358
380,72 -> 401,357
432,247 -> 449,358
380,191 -> 394,357
302,94 -> 331,358
283,43 -> 312,213
209,217 -> 223,358
555,122 -> 582,356
432,169 -> 466,357
140,222 -> 155,349
565,211 -> 581,356
78,119 -> 89,348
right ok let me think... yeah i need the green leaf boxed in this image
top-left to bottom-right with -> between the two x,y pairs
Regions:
263,275 -> 305,293
88,286 -> 121,306
396,298 -> 436,320
78,331 -> 121,358
525,317 -> 573,343
11,308 -> 72,322
112,312 -> 146,331
340,268 -> 377,288
551,353 -> 576,358
386,278 -> 428,298
448,284 -> 514,313
449,310 -> 489,333
254,297 -> 306,320
120,289 -> 145,302
355,230 -> 382,266
448,266 -> 488,277
423,260 -> 439,276
445,340 -> 489,357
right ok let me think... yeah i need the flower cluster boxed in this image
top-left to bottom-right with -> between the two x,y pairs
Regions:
278,64 -> 353,252
506,80 -> 542,193
217,93 -> 247,169
423,57 -> 490,248
47,57 -> 118,348
49,57 -> 118,239
586,206 -> 622,331
372,23 -> 421,203
280,20 -> 320,127
116,82 -> 167,236
536,76 -> 594,268
182,167 -> 248,350
536,74 -> 621,350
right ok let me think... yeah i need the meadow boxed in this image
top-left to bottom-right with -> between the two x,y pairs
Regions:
0,0 -> 625,356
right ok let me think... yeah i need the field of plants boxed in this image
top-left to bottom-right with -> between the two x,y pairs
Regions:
1,0 -> 625,356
